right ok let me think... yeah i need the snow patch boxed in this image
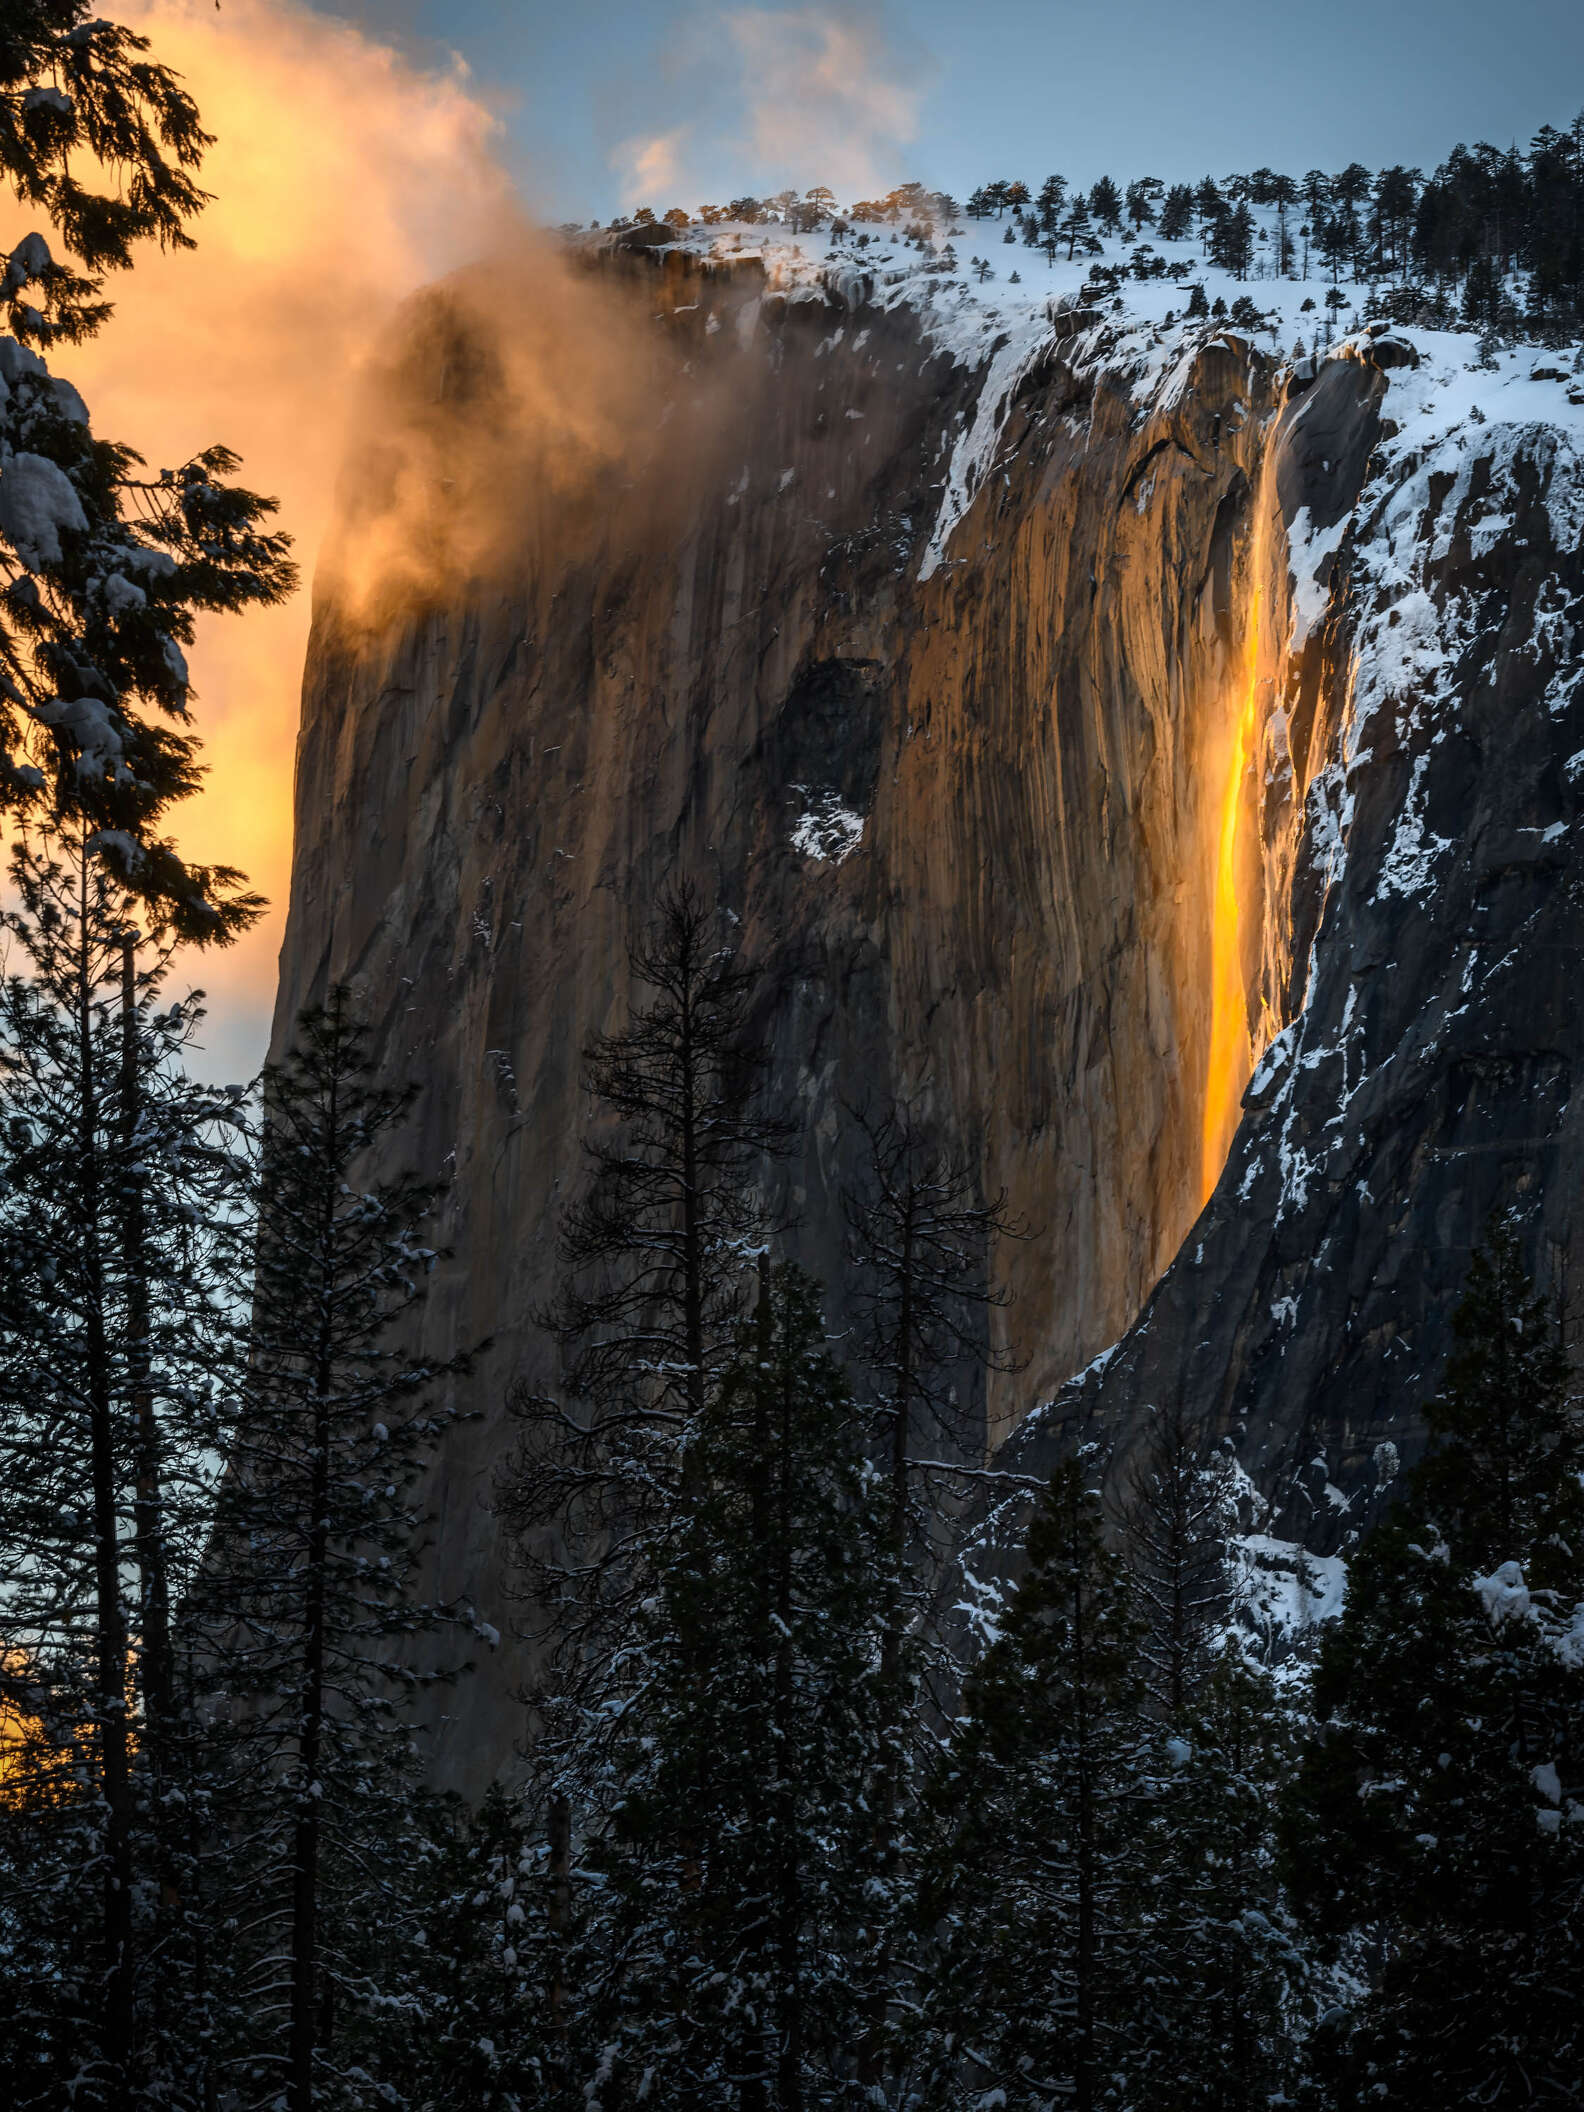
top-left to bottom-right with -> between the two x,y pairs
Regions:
791,794 -> 865,863
0,450 -> 87,565
1473,1560 -> 1531,1627
1286,504 -> 1350,648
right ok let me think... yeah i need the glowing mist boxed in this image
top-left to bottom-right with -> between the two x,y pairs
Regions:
58,0 -> 514,1074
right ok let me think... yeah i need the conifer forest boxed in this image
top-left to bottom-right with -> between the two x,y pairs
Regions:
3,3 -> 1584,2108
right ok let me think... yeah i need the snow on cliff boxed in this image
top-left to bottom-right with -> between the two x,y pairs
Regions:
606,208 -> 1584,596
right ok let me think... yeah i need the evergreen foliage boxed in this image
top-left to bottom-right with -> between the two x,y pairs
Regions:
1287,1218 -> 1584,2108
1130,1647 -> 1322,2110
500,882 -> 791,1806
189,991 -> 478,2112
2,4 -> 295,931
917,1456 -> 1149,2112
841,1099 -> 1025,2091
1121,1401 -> 1235,1719
0,817 -> 250,2108
554,1264 -> 890,2108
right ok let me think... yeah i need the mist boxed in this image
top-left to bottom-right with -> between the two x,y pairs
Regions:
62,0 -> 516,1077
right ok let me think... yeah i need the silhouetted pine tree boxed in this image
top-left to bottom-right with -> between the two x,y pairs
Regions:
1129,1646 -> 1323,2110
396,1784 -> 552,2112
1121,1401 -> 1235,1721
1158,183 -> 1196,241
569,1263 -> 888,2108
841,1098 -> 1024,2087
2,7 -> 294,932
1088,175 -> 1123,231
500,882 -> 791,1806
1,37 -> 293,2086
0,819 -> 252,2110
1286,1219 -> 1584,2108
1116,1405 -> 1323,2106
190,991 -> 477,2112
916,1455 -> 1149,2112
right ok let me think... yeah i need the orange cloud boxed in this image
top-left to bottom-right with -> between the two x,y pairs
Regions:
60,0 -> 514,1076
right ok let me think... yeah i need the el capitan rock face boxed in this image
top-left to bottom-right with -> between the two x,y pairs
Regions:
274,239 -> 1583,1783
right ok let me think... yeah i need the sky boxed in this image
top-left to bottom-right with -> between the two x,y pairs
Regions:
48,0 -> 1584,1081
322,0 -> 1584,221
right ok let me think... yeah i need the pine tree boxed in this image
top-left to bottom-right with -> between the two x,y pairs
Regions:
1061,194 -> 1094,260
500,882 -> 790,1788
1088,175 -> 1123,232
1286,1219 -> 1584,2108
396,1784 -> 552,2112
570,1263 -> 888,2108
916,1455 -> 1148,2112
0,816 -> 252,2109
2,5 -> 295,931
1120,1401 -> 1234,1720
1210,200 -> 1256,279
1115,1404 -> 1322,2107
1158,184 -> 1196,242
1,16 -> 293,2097
1035,172 -> 1068,234
1129,1648 -> 1321,2110
1125,177 -> 1162,229
841,1099 -> 1024,2091
189,990 -> 479,2112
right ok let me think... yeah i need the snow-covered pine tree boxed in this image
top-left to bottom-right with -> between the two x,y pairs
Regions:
2,4 -> 295,936
499,882 -> 790,1811
841,1097 -> 1024,2089
189,990 -> 478,2112
1120,1401 -> 1235,1721
1126,1647 -> 1324,2111
570,1262 -> 887,2109
384,1783 -> 551,2112
915,1453 -> 1150,2112
1,15 -> 294,2100
1118,1404 -> 1320,2108
0,816 -> 252,2110
1286,1218 -> 1584,2108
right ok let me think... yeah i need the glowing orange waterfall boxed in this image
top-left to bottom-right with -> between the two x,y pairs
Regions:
1200,564 -> 1264,1203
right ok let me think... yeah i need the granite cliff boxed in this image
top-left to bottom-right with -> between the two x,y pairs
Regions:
273,226 -> 1584,1782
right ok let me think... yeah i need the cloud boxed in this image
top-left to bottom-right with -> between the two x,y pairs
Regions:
605,2 -> 932,215
724,6 -> 924,200
613,125 -> 693,208
34,0 -> 930,1077
59,0 -> 516,1076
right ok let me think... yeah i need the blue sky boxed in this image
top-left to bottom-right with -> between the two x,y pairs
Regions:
323,0 -> 1584,221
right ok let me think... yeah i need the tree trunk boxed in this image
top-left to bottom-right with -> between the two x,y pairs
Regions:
858,1195 -> 915,2093
742,1263 -> 774,2112
773,1308 -> 803,2112
547,1794 -> 572,2023
288,1048 -> 340,2112
1073,1538 -> 1094,2112
79,858 -> 134,2105
123,936 -> 176,1930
